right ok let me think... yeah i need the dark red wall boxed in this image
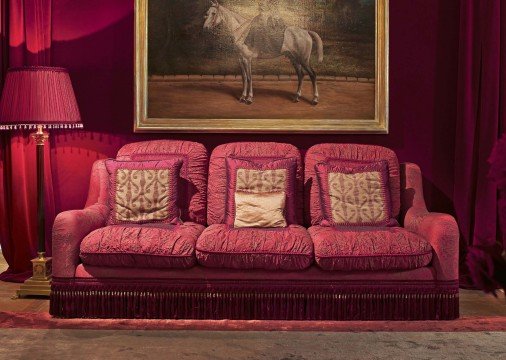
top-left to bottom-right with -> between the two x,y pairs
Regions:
50,0 -> 460,216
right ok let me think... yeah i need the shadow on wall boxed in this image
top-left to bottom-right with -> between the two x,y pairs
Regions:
430,0 -> 458,214
48,0 -> 460,218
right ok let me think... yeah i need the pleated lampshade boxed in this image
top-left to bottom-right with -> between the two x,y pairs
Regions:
0,66 -> 82,130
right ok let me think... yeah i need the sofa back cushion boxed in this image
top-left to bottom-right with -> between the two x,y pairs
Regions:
208,142 -> 304,225
116,140 -> 208,225
305,144 -> 401,226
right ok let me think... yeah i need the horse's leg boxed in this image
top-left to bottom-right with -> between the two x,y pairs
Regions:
301,62 -> 319,105
287,54 -> 304,102
239,58 -> 248,103
294,64 -> 304,103
245,58 -> 254,105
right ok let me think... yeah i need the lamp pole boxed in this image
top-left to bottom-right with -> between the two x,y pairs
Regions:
33,125 -> 49,257
15,125 -> 52,298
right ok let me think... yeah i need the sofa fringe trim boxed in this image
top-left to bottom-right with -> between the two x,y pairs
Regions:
50,281 -> 459,320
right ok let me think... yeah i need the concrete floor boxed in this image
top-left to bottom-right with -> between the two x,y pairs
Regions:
0,329 -> 505,360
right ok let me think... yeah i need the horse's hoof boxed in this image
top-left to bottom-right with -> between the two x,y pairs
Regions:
312,98 -> 319,106
245,98 -> 253,105
293,96 -> 300,103
239,96 -> 246,103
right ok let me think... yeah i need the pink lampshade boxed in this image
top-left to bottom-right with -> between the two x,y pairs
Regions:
0,66 -> 82,130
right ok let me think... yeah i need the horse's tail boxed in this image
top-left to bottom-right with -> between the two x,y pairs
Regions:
308,31 -> 323,63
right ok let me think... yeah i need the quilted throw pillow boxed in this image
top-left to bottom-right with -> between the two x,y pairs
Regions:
105,158 -> 183,225
315,161 -> 394,227
225,157 -> 297,228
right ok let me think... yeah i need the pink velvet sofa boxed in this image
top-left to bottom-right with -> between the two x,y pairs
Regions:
50,140 -> 459,320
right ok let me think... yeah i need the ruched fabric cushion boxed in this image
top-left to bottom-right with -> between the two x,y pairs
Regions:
80,223 -> 205,269
309,226 -> 432,271
196,224 -> 313,270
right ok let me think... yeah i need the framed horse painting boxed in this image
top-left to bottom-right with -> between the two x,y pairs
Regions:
135,0 -> 388,133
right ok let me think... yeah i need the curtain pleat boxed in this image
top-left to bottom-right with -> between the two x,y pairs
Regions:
455,0 -> 506,284
0,0 -> 55,282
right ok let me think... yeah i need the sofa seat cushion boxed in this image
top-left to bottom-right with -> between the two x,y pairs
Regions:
196,224 -> 313,270
80,223 -> 205,269
309,226 -> 432,271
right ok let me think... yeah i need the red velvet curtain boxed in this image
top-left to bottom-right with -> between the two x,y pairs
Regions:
455,0 -> 506,275
0,0 -> 55,282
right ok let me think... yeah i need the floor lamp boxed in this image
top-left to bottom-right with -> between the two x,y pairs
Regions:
0,66 -> 82,297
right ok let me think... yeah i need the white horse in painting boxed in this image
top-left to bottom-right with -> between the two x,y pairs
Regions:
203,0 -> 324,105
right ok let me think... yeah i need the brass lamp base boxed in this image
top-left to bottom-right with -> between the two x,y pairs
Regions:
15,253 -> 52,298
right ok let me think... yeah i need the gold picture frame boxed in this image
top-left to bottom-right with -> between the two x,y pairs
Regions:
135,0 -> 389,133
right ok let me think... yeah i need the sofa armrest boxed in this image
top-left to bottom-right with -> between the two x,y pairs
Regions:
404,207 -> 459,281
52,204 -> 109,278
401,162 -> 459,281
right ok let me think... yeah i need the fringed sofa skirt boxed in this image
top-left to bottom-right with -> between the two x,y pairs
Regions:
51,277 -> 459,320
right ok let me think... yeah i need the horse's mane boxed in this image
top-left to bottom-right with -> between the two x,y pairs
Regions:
215,4 -> 250,24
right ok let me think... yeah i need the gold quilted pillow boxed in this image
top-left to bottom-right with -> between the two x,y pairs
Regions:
315,161 -> 393,226
225,157 -> 298,228
105,159 -> 183,224
234,191 -> 287,228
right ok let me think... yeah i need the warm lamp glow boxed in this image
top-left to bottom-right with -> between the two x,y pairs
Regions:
0,66 -> 82,130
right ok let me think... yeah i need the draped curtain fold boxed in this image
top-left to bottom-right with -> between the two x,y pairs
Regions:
455,0 -> 506,281
0,0 -> 55,282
